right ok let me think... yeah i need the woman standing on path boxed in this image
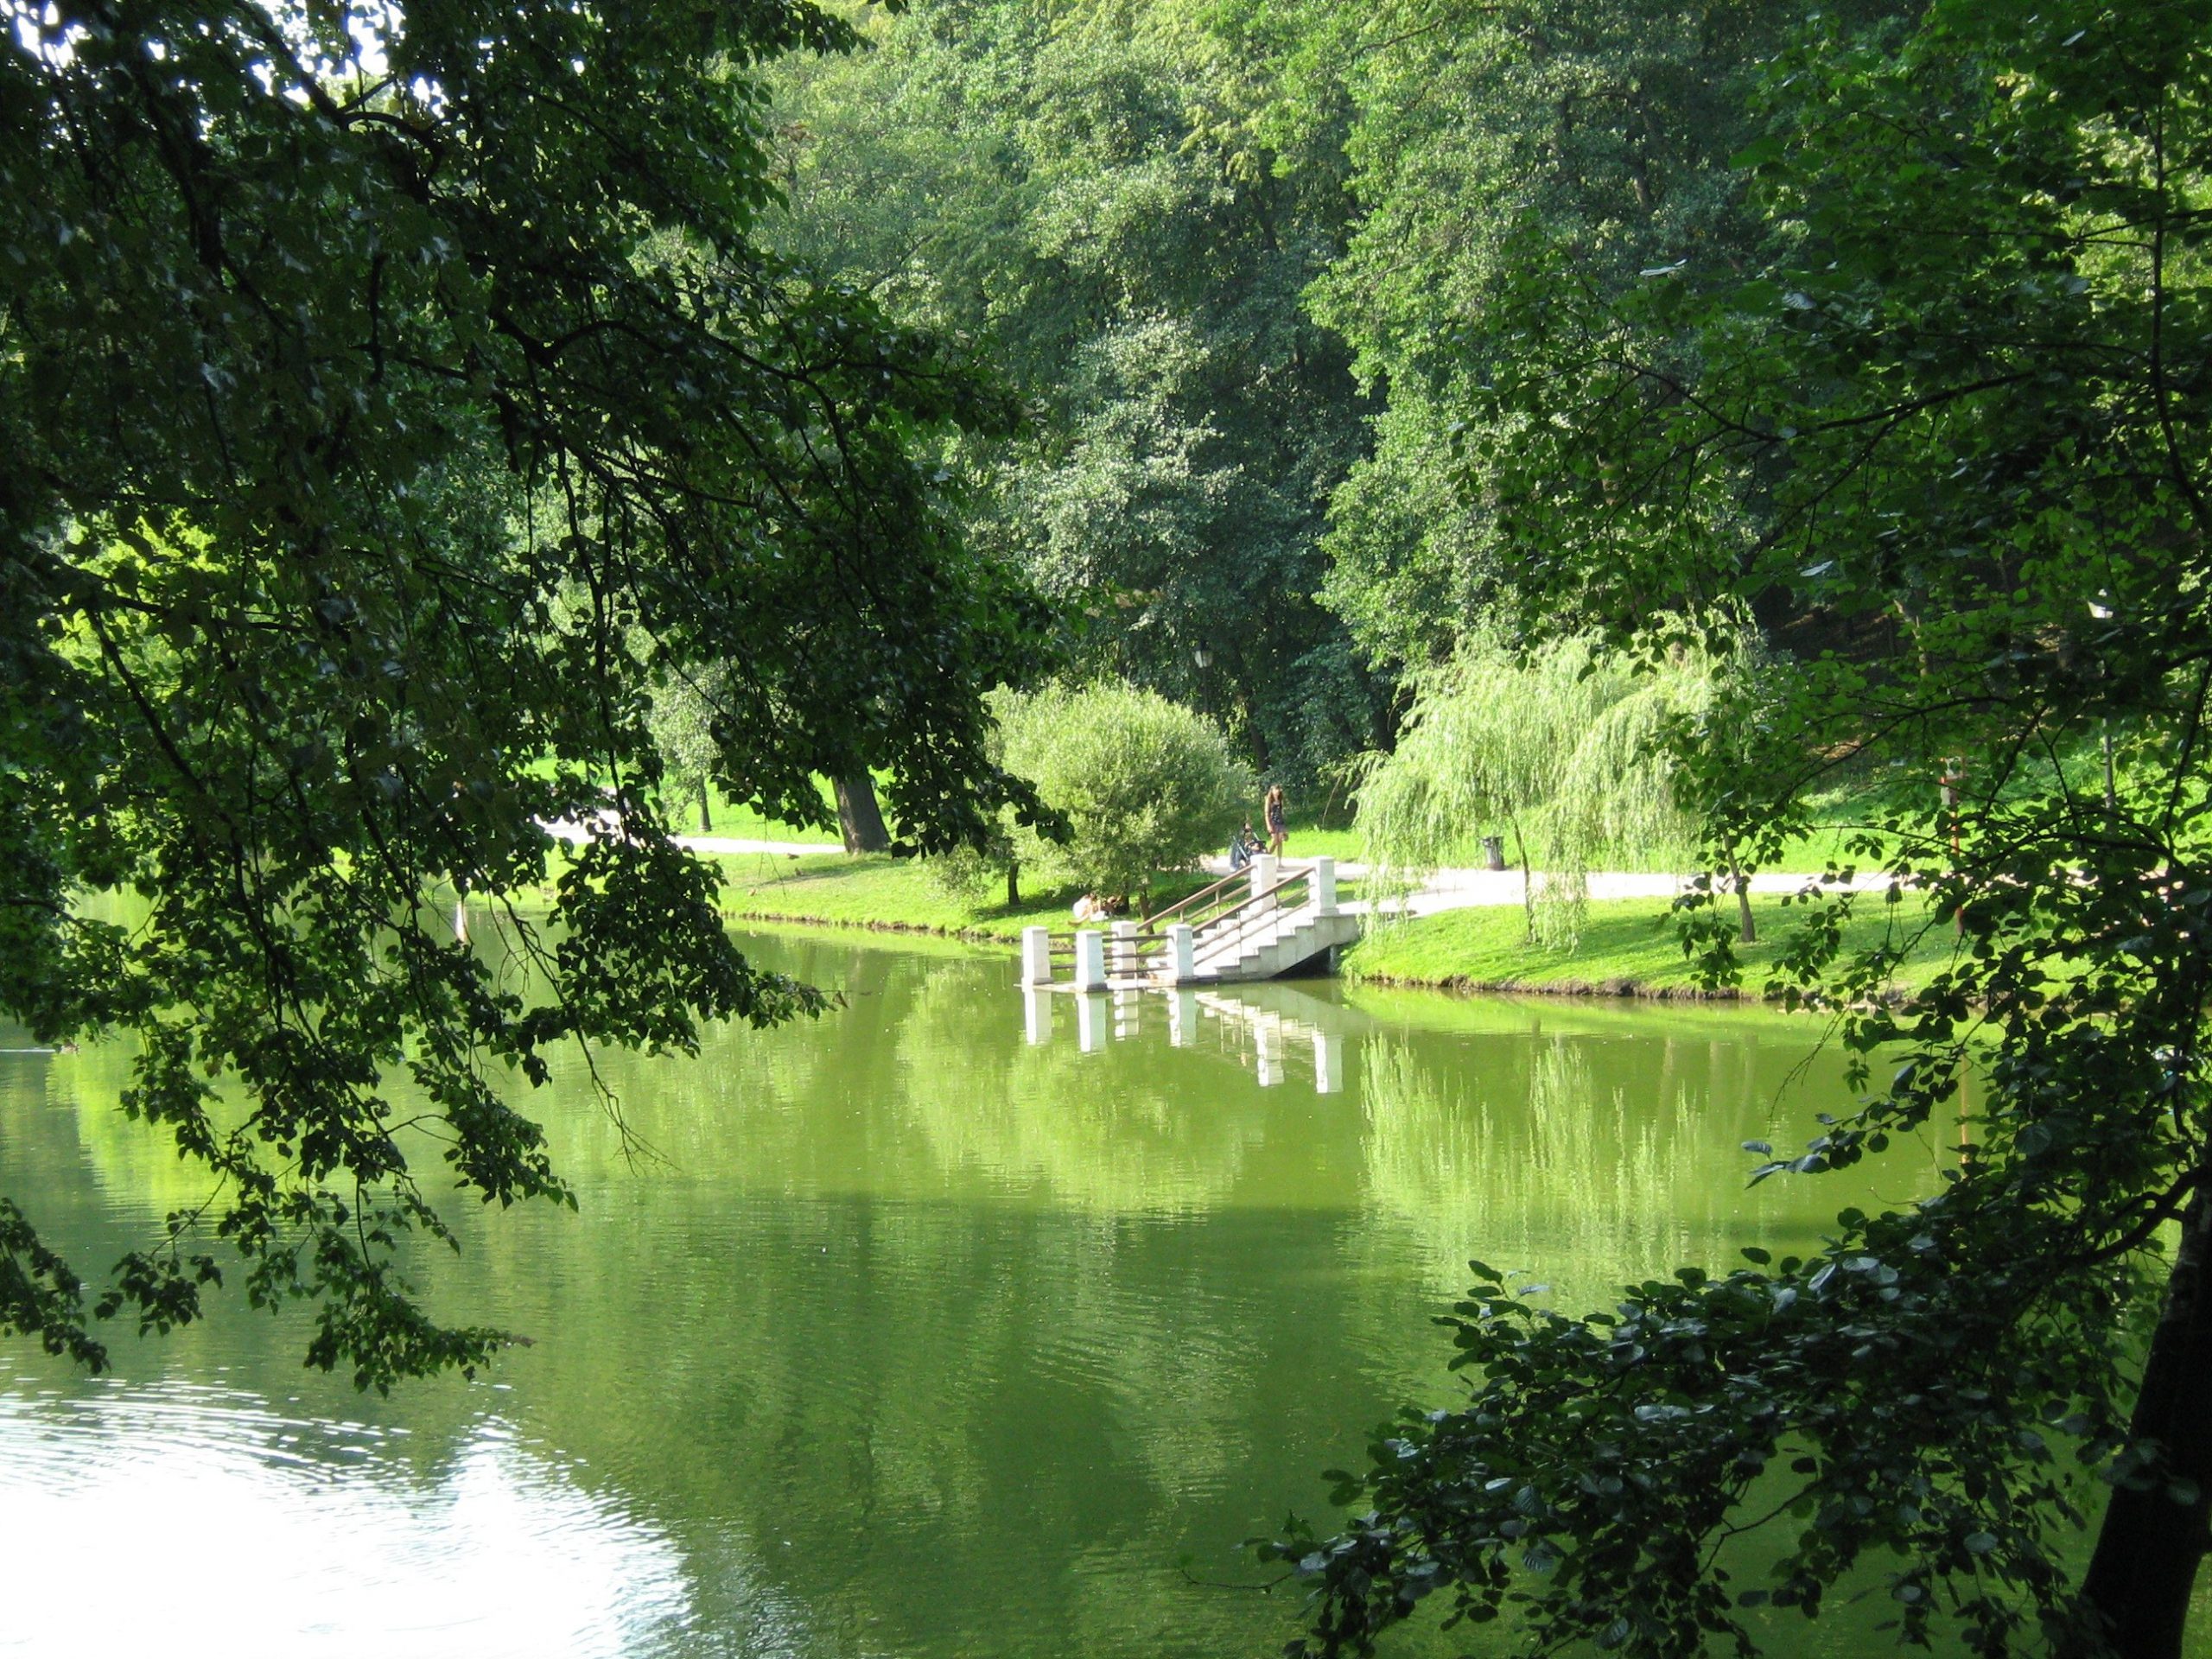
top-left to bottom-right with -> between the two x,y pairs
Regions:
1264,783 -> 1287,858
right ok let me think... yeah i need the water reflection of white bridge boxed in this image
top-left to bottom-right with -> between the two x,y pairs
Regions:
1020,979 -> 1362,1094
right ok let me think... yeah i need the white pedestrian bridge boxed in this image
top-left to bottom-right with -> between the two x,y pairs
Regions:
1020,856 -> 1363,990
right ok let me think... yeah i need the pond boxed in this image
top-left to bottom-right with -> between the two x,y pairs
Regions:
0,925 -> 2014,1656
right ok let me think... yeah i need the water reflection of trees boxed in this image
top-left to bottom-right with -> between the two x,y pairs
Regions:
1357,1029 -> 1874,1312
9,938 -> 1936,1659
895,972 -> 1274,1214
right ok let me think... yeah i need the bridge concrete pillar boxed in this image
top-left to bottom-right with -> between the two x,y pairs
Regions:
1073,928 -> 1107,992
1313,857 -> 1338,917
1020,925 -> 1054,987
1167,923 -> 1196,985
1251,854 -> 1279,912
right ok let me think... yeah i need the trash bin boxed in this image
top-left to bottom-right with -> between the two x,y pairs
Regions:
1480,835 -> 1507,871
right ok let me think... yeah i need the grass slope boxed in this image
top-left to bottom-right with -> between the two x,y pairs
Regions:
708,851 -> 1220,942
1344,892 -> 1961,1000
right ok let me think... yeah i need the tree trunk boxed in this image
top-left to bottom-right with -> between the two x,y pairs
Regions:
1510,817 -> 1535,944
833,772 -> 890,854
696,783 -> 714,835
2077,1179 -> 2212,1656
1005,859 -> 1020,910
1730,857 -> 1756,944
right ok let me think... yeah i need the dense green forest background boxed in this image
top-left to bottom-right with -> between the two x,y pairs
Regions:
757,0 -> 1902,795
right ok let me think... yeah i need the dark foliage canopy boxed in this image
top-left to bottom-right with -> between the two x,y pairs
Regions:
1274,3 -> 2212,1654
0,0 -> 1046,1388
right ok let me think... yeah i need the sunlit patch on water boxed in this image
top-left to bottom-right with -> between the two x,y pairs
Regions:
0,1374 -> 715,1658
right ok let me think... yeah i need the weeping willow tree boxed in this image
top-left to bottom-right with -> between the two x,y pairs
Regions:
1355,625 -> 1765,947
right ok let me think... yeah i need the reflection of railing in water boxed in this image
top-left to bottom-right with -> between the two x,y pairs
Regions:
1020,984 -> 1347,1094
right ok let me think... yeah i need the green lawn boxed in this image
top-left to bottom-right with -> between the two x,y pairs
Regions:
682,779 -> 842,842
708,850 -> 1222,942
559,759 -> 1942,881
1344,890 -> 1962,1000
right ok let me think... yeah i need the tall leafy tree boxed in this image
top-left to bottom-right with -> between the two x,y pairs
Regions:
1283,0 -> 1904,671
1280,3 -> 2212,1655
764,0 -> 1387,785
0,0 -> 1044,1388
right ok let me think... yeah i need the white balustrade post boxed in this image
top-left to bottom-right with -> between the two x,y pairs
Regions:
1313,856 -> 1338,917
1109,918 -> 1139,981
1169,988 -> 1198,1046
1251,854 -> 1280,913
1023,987 -> 1052,1046
1073,928 -> 1107,993
1167,923 -> 1195,985
1020,925 -> 1054,987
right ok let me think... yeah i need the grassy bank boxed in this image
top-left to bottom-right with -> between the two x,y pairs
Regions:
700,848 -> 1962,1007
704,851 -> 1962,1004
709,850 -> 1058,940
1344,892 -> 1961,1000
707,850 -> 1218,944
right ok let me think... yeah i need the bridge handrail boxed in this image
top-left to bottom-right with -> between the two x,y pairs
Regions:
1144,861 -> 1316,941
1108,934 -> 1169,976
1141,868 -> 1253,935
1181,864 -> 1315,963
1033,863 -> 1319,982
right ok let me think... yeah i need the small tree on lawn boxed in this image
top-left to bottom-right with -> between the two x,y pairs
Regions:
998,683 -> 1252,912
926,688 -> 1027,907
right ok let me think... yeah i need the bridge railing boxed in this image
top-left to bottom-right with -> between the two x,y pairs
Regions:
1042,926 -> 1170,976
1024,857 -> 1335,986
1144,859 -> 1319,941
1173,861 -> 1319,966
1142,868 -> 1256,938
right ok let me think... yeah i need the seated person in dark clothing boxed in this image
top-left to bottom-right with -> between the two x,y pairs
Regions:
1228,821 -> 1263,871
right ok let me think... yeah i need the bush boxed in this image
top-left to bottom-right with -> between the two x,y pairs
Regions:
998,683 -> 1253,909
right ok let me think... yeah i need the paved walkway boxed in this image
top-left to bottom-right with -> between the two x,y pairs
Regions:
550,817 -> 1894,917
1195,855 -> 1895,918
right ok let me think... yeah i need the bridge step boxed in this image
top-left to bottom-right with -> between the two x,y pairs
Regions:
1025,859 -> 1358,989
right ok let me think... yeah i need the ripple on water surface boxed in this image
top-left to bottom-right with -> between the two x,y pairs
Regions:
0,1370 -> 703,1658
0,937 -> 1999,1658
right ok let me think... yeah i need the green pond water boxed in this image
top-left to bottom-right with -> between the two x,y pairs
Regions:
0,925 -> 2109,1656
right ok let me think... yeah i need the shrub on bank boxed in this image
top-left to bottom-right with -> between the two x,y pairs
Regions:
957,683 -> 1250,912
